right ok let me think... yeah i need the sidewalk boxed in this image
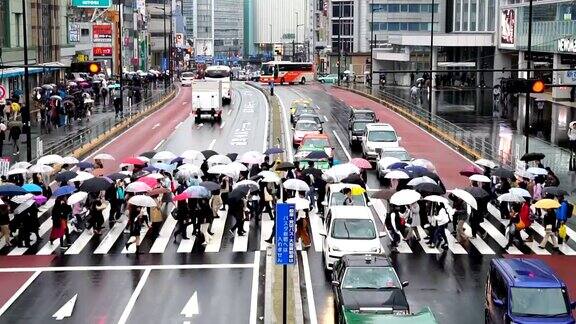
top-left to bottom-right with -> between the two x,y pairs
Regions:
2,84 -> 168,162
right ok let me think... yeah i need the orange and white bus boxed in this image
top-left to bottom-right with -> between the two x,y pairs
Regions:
259,61 -> 314,85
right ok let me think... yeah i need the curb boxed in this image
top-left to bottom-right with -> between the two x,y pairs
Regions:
70,89 -> 177,159
334,85 -> 484,161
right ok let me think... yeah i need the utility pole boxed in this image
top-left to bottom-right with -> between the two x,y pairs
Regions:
370,0 -> 374,87
524,0 -> 534,155
21,0 -> 31,161
169,3 -> 173,85
163,0 -> 168,88
337,2 -> 342,86
428,0 -> 435,116
118,1 -> 123,112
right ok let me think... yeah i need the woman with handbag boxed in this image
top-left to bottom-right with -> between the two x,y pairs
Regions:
539,208 -> 559,251
149,195 -> 163,238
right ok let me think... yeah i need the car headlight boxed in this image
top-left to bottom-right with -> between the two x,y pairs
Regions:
393,309 -> 409,315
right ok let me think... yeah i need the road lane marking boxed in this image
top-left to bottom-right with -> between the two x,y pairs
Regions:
322,115 -> 328,122
308,211 -> 324,252
0,264 -> 254,273
8,214 -> 54,255
174,121 -> 183,130
277,95 -> 294,160
149,215 -> 177,253
331,130 -> 352,161
219,121 -> 226,129
0,271 -> 42,316
249,251 -> 261,324
208,139 -> 216,150
93,217 -> 128,254
52,294 -> 77,320
152,123 -> 160,130
153,139 -> 165,150
232,221 -> 250,252
118,269 -> 151,324
255,87 -> 270,152
301,251 -> 318,324
37,239 -> 60,255
182,101 -> 188,105
181,291 -> 200,318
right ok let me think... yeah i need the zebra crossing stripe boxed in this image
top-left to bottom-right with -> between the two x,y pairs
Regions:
416,226 -> 440,254
530,222 -> 576,255
479,220 -> 522,255
177,228 -> 197,253
461,223 -> 495,255
37,240 -> 60,255
232,222 -> 250,252
443,228 -> 468,254
205,217 -> 226,253
93,218 -> 128,254
371,199 -> 412,253
122,226 -> 150,254
65,230 -> 95,255
308,211 -> 324,253
149,216 -> 178,254
259,214 -> 274,251
8,218 -> 53,256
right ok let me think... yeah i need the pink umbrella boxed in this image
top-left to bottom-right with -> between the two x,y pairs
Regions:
33,195 -> 48,205
137,176 -> 158,188
459,165 -> 484,177
350,158 -> 372,169
173,192 -> 190,201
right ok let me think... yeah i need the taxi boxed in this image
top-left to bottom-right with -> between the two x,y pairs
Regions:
296,134 -> 334,162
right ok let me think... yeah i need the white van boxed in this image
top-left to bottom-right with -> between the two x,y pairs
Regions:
320,206 -> 386,271
180,71 -> 195,87
361,123 -> 400,162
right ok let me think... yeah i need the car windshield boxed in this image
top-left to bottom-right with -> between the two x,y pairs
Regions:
382,150 -> 410,161
302,138 -> 329,148
299,115 -> 320,124
511,288 -> 569,317
331,219 -> 376,240
296,122 -> 319,131
342,267 -> 402,289
330,192 -> 366,206
368,130 -> 397,142
354,112 -> 375,120
296,108 -> 315,116
205,69 -> 230,78
261,64 -> 275,75
182,72 -> 194,78
352,121 -> 370,132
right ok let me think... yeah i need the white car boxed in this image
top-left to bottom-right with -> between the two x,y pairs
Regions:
376,147 -> 412,180
320,206 -> 386,271
180,72 -> 195,87
362,123 -> 401,162
292,120 -> 321,147
321,183 -> 369,216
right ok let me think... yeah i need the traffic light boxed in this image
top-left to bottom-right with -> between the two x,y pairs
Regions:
69,61 -> 102,74
500,78 -> 546,94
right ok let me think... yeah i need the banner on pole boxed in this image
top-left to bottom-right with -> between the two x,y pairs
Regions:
275,203 -> 296,265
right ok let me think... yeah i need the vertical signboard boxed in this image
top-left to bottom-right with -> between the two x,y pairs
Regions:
175,33 -> 185,48
499,9 -> 516,49
93,24 -> 113,43
275,203 -> 296,265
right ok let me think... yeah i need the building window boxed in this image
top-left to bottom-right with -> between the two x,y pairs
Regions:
487,0 -> 495,30
0,2 -> 6,47
400,4 -> 408,12
14,13 -> 21,47
478,0 -> 486,30
388,4 -> 400,12
455,0 -> 462,31
470,0 -> 477,30
409,4 -> 420,12
388,22 -> 399,31
463,0 -> 469,30
81,28 -> 89,36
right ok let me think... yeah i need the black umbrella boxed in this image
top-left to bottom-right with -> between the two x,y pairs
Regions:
226,153 -> 239,161
0,184 -> 27,196
55,171 -> 78,182
341,174 -> 366,187
520,152 -> 545,162
140,151 -> 156,159
491,167 -> 515,179
306,150 -> 330,160
108,173 -> 130,181
302,167 -> 323,179
133,170 -> 151,179
79,177 -> 113,193
200,181 -> 221,191
414,182 -> 445,195
464,186 -> 489,199
542,187 -> 569,197
276,162 -> 295,171
228,185 -> 251,200
202,150 -> 218,159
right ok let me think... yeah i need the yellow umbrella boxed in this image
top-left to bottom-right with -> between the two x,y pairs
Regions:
533,199 -> 560,209
351,187 -> 366,195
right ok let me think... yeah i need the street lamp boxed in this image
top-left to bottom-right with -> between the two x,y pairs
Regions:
21,0 -> 31,160
369,0 -> 386,87
295,12 -> 304,62
155,2 -> 172,88
269,24 -> 273,55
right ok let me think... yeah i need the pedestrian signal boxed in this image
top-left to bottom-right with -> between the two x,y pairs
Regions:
500,78 -> 546,94
69,61 -> 102,74
530,79 -> 545,93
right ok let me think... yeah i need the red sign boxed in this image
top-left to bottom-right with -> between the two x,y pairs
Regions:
93,24 -> 112,43
93,47 -> 113,56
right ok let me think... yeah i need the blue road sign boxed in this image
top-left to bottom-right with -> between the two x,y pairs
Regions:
161,58 -> 168,71
275,203 -> 296,265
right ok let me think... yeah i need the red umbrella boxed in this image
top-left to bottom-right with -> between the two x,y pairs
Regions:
350,158 -> 372,169
459,165 -> 484,177
173,192 -> 190,201
148,187 -> 169,196
137,176 -> 158,188
122,157 -> 145,166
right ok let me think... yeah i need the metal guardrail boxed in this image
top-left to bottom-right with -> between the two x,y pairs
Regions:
30,84 -> 176,162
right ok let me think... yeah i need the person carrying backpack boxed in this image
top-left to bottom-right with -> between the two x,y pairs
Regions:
556,195 -> 573,244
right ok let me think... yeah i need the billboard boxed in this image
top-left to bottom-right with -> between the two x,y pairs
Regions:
500,9 -> 516,48
93,47 -> 113,57
93,24 -> 113,43
71,0 -> 111,8
194,39 -> 214,57
175,33 -> 185,48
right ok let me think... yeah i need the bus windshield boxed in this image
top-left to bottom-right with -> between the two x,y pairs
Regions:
261,64 -> 275,76
205,69 -> 230,79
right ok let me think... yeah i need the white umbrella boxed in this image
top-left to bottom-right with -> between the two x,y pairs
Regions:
11,162 -> 31,170
37,154 -> 64,165
238,151 -> 264,164
69,171 -> 94,182
509,188 -> 531,198
128,195 -> 158,207
526,167 -> 547,176
469,174 -> 491,183
28,164 -> 54,174
153,151 -> 177,161
180,150 -> 205,161
177,164 -> 203,176
14,199 -> 34,215
323,163 -> 360,182
259,171 -> 280,183
283,179 -> 310,192
515,170 -> 534,180
377,157 -> 401,170
62,156 -> 79,164
449,189 -> 478,210
11,194 -> 34,204
385,170 -> 410,179
67,192 -> 88,205
229,161 -> 249,173
7,168 -> 28,176
94,153 -> 115,161
147,173 -> 164,180
411,158 -> 436,172
475,159 -> 497,169
234,180 -> 259,190
137,156 -> 151,163
497,193 -> 525,203
207,155 -> 233,166
208,164 -> 236,178
407,176 -> 436,186
390,189 -> 421,206
423,195 -> 450,205
126,182 -> 152,193
286,197 -> 310,210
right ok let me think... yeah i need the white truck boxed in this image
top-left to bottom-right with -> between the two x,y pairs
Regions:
192,80 -> 223,123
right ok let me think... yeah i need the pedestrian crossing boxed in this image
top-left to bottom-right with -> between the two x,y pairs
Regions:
1,198 -> 575,258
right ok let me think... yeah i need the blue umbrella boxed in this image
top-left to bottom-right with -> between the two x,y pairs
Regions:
22,183 -> 43,193
152,163 -> 176,172
53,185 -> 77,197
264,147 -> 284,155
77,161 -> 94,169
0,184 -> 27,196
142,166 -> 159,173
184,186 -> 210,198
388,162 -> 409,170
404,165 -> 429,177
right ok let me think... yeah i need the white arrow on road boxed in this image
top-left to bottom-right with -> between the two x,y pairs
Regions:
52,294 -> 77,320
152,123 -> 161,130
181,291 -> 199,318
